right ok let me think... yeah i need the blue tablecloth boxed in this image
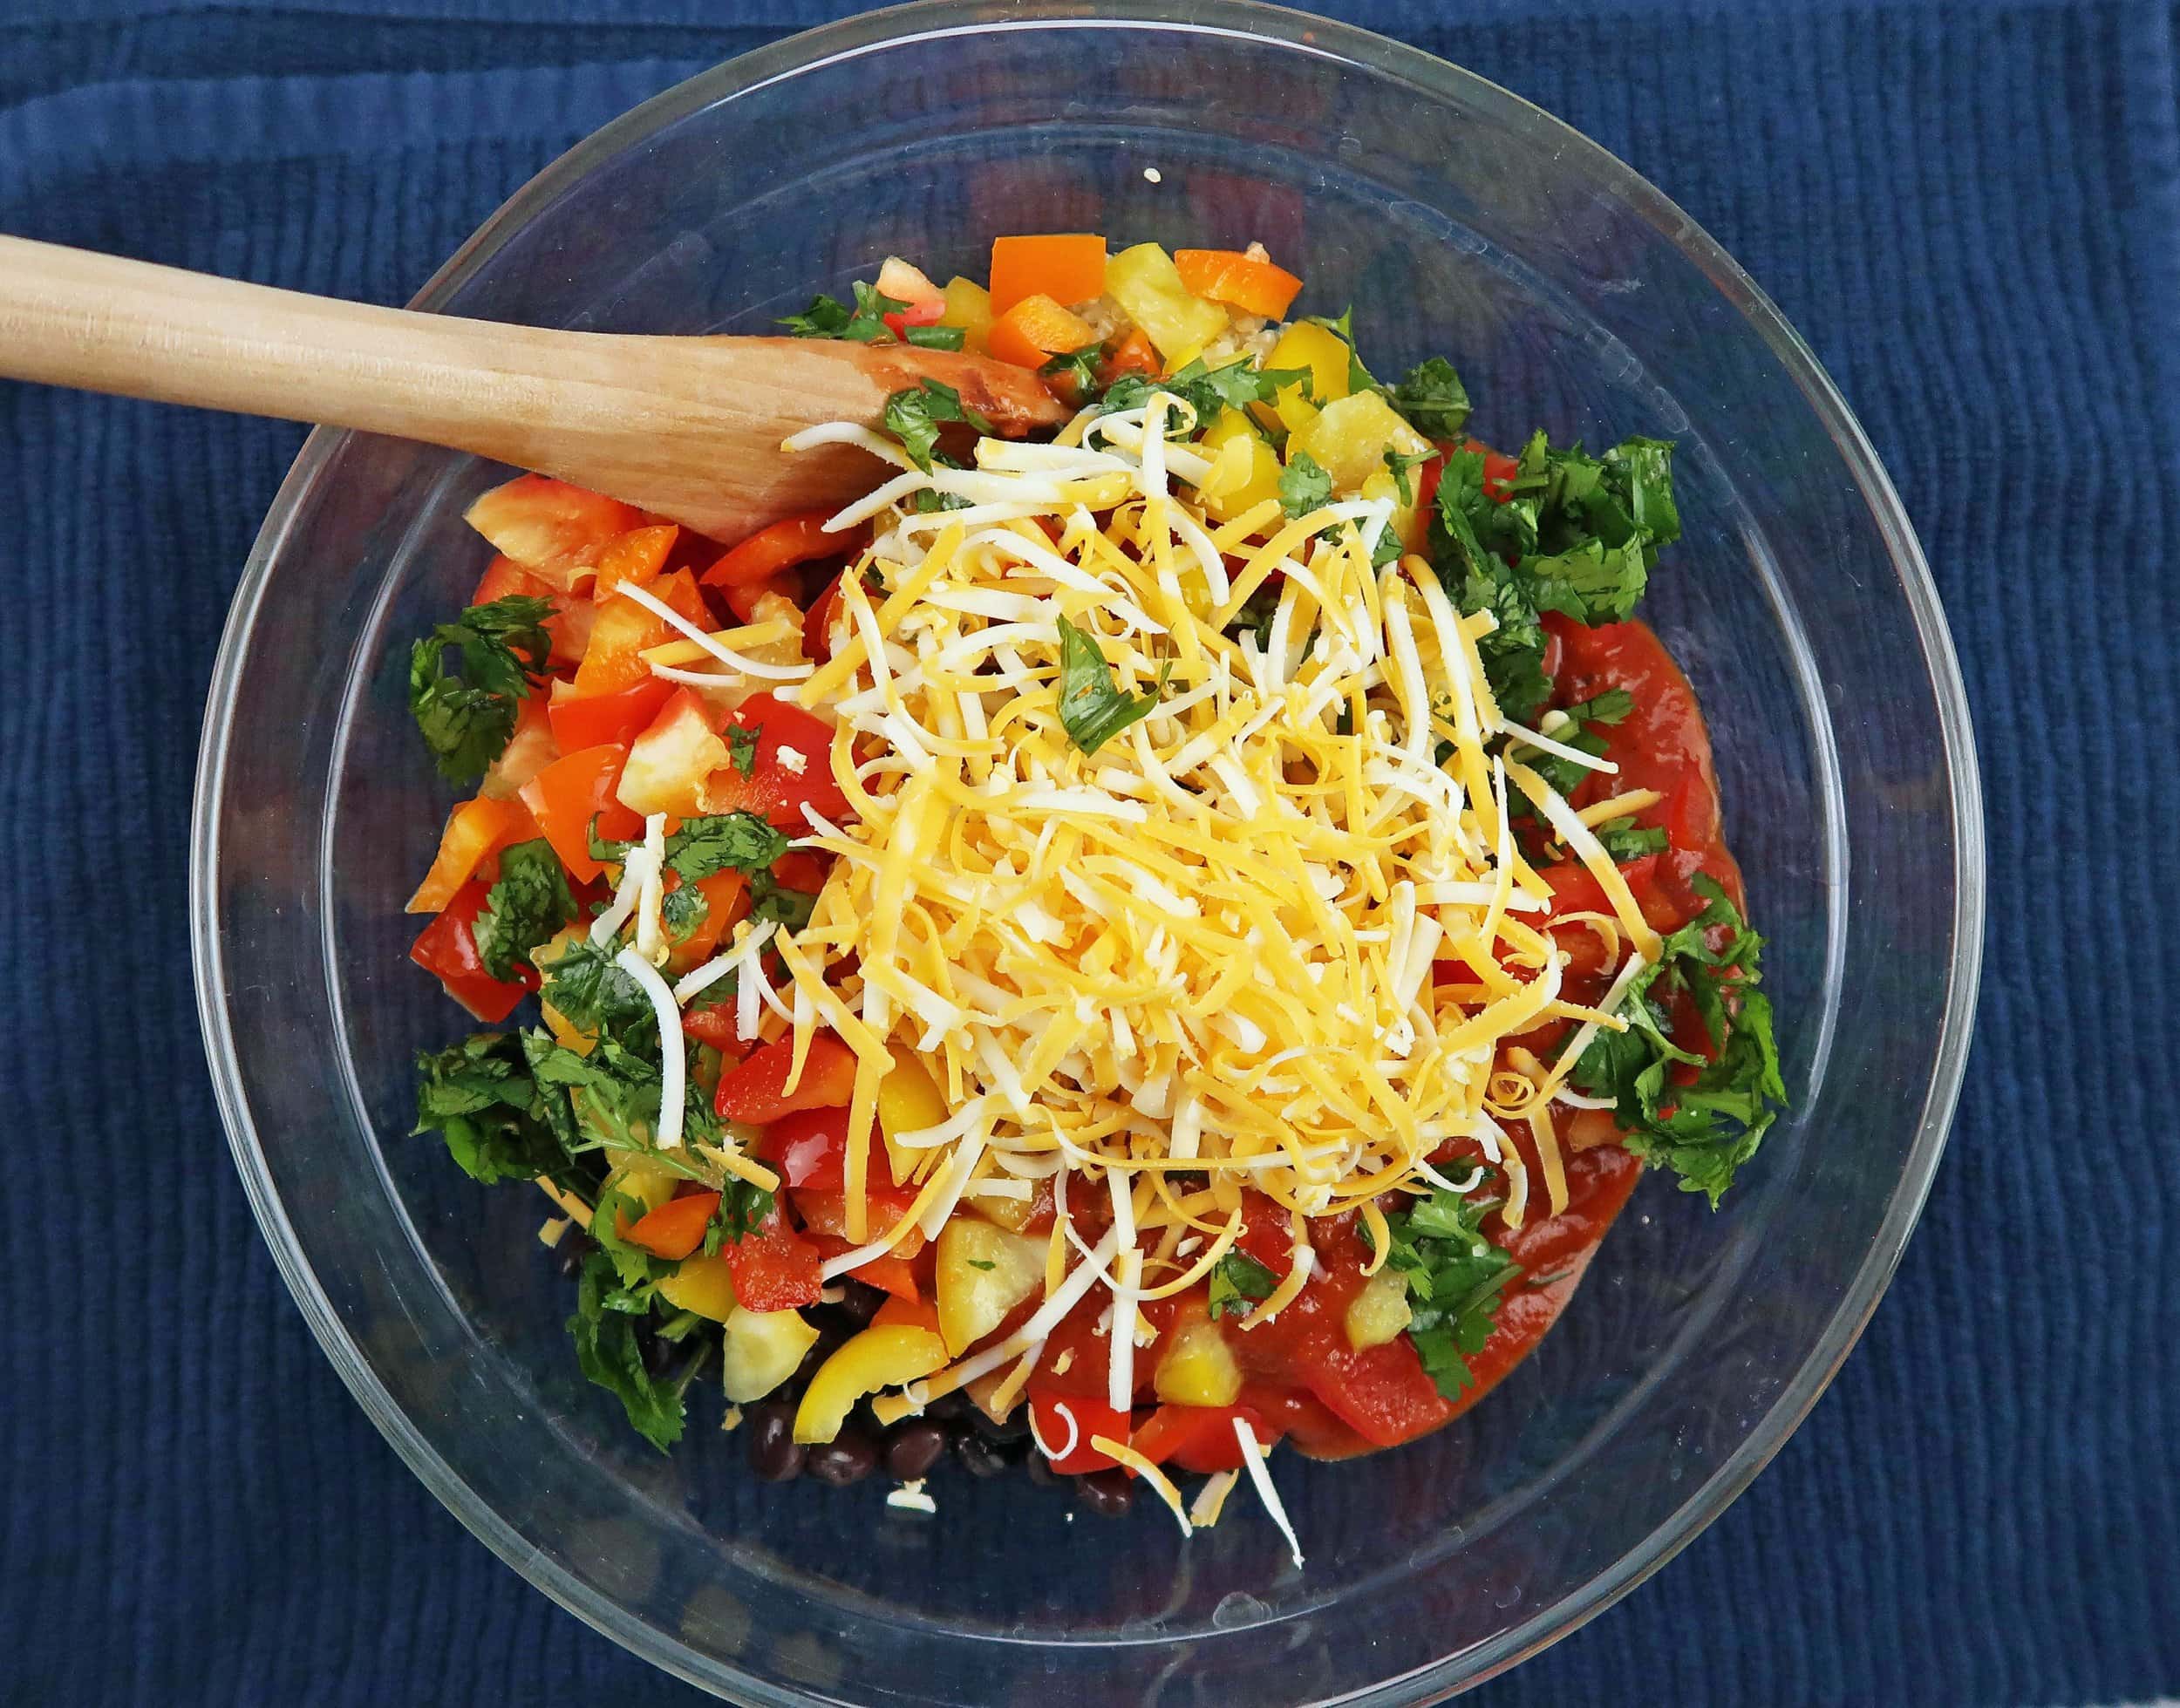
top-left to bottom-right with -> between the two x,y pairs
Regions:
4,2 -> 2175,1702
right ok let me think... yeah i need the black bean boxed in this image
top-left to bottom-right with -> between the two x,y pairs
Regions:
807,1424 -> 880,1487
794,1326 -> 848,1383
1076,1468 -> 1135,1517
1024,1451 -> 1057,1487
746,1399 -> 805,1483
834,1282 -> 885,1328
924,1389 -> 971,1422
954,1430 -> 1013,1480
555,1230 -> 594,1280
883,1419 -> 948,1482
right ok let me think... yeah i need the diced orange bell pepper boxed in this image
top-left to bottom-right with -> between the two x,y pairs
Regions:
714,1031 -> 859,1123
988,234 -> 1107,315
720,1204 -> 825,1312
517,743 -> 644,883
623,1190 -> 721,1261
1100,328 -> 1161,386
702,512 -> 856,589
591,524 -> 680,601
1173,248 -> 1305,319
985,293 -> 1099,370
406,794 -> 536,914
722,575 -> 794,624
569,567 -> 710,697
664,868 -> 750,975
464,474 -> 643,589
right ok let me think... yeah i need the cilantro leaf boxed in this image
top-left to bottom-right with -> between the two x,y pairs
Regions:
536,935 -> 650,1035
1278,450 -> 1334,519
406,595 -> 554,781
903,323 -> 965,350
1377,1185 -> 1521,1399
1207,1251 -> 1277,1319
779,279 -> 907,344
702,1180 -> 778,1255
746,871 -> 819,932
1053,613 -> 1159,754
1570,875 -> 1787,1205
470,839 -> 576,982
1512,688 -> 1632,801
1596,820 -> 1669,861
1388,356 -> 1472,438
1040,344 -> 1107,395
726,723 -> 759,779
1096,358 -> 1311,428
568,1250 -> 685,1451
663,813 -> 790,882
412,1031 -> 576,1186
1383,444 -> 1434,507
883,379 -> 994,473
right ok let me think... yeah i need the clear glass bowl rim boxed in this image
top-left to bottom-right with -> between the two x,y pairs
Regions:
189,1 -> 1987,1698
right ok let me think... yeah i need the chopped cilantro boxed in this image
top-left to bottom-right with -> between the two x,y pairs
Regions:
702,1179 -> 778,1253
1039,344 -> 1107,395
1376,1184 -> 1521,1399
725,723 -> 759,779
664,813 -> 790,883
569,1250 -> 685,1451
1053,613 -> 1159,754
1570,875 -> 1787,1205
1207,1251 -> 1277,1319
1388,356 -> 1471,437
1098,357 -> 1311,428
1304,307 -> 1380,392
964,1257 -> 998,1273
883,379 -> 993,473
779,279 -> 907,344
1596,820 -> 1670,861
903,323 -> 965,350
1383,445 -> 1434,507
470,839 -> 576,982
412,1031 -> 575,1187
1278,450 -> 1334,518
746,872 -> 818,932
537,935 -> 649,1034
406,595 -> 553,781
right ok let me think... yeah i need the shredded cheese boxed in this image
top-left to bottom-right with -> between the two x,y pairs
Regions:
1234,1418 -> 1305,1569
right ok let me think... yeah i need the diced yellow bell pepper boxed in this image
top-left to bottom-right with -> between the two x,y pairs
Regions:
970,1189 -> 1039,1234
657,1251 -> 738,1322
876,1045 -> 947,1188
1344,1267 -> 1415,1350
1193,408 -> 1284,531
794,1325 -> 948,1444
939,276 -> 993,354
606,1157 -> 679,1218
1155,1313 -> 1243,1408
1103,243 -> 1230,361
1259,320 -> 1354,434
1291,390 -> 1433,495
1359,468 -> 1426,556
719,1305 -> 820,1402
934,1218 -> 1046,1357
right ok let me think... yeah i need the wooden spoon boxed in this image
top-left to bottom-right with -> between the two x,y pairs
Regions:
0,235 -> 1068,542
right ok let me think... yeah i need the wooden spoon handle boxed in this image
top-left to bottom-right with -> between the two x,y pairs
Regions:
0,235 -> 1068,540
0,234 -> 614,454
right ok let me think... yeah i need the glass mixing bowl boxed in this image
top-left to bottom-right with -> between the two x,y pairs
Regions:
191,2 -> 1984,1700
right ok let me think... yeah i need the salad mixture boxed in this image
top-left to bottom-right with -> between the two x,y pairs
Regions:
406,235 -> 1784,1545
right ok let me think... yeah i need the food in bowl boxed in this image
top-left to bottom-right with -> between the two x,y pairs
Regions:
404,234 -> 1785,1545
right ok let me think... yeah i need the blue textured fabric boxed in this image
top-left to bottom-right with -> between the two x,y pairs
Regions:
3,3 -> 2175,1704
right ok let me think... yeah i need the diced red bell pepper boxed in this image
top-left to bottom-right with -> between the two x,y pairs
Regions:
1027,1391 -> 1131,1474
623,1189 -> 720,1261
1301,1337 -> 1454,1450
708,695 -> 854,831
875,255 -> 946,338
1235,1190 -> 1298,1277
408,880 -> 537,1022
517,743 -> 643,884
1127,1403 -> 1277,1475
714,1031 -> 859,1123
753,1105 -> 851,1191
546,676 -> 675,754
719,1202 -> 824,1311
803,573 -> 848,663
702,513 -> 860,590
